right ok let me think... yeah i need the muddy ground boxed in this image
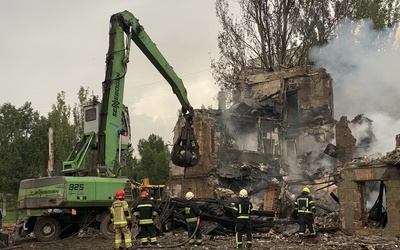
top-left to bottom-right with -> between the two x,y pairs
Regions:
3,228 -> 400,250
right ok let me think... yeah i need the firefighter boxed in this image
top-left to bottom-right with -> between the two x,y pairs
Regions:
110,189 -> 132,249
184,191 -> 203,246
132,191 -> 159,246
232,189 -> 253,249
295,187 -> 317,236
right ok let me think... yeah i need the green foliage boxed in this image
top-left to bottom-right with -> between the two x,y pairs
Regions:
131,134 -> 170,184
0,102 -> 48,194
72,87 -> 89,137
212,0 -> 400,91
334,0 -> 400,29
0,87 -> 97,195
71,87 -> 100,171
48,91 -> 77,162
120,148 -> 140,178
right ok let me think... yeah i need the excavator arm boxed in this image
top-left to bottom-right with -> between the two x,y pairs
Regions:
62,11 -> 198,176
97,11 -> 199,173
114,11 -> 191,113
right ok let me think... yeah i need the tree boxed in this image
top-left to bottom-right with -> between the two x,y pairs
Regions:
0,102 -> 48,194
120,147 -> 140,179
212,0 -> 400,91
71,87 -> 100,172
132,134 -> 170,184
48,91 -> 77,163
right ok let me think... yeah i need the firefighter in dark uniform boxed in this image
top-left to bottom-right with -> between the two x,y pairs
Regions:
295,187 -> 317,236
232,189 -> 253,249
132,191 -> 159,246
110,189 -> 132,249
184,191 -> 203,246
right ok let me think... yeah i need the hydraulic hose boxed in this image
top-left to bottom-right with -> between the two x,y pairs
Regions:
132,217 -> 201,249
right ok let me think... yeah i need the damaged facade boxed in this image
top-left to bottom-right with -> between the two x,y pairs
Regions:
336,116 -> 400,236
166,65 -> 400,237
167,66 -> 336,207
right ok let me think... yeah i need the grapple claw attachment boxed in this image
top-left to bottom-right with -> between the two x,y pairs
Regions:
171,112 -> 199,168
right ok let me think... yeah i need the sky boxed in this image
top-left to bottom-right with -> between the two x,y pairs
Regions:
310,19 -> 400,155
0,1 -> 232,155
3,1 -> 399,159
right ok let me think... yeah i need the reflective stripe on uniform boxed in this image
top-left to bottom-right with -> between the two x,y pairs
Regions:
114,221 -> 128,225
297,197 -> 313,213
137,204 -> 153,208
111,200 -> 130,225
186,217 -> 197,223
139,218 -> 153,224
235,203 -> 251,219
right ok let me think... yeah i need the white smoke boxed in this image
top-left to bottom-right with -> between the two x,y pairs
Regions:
310,19 -> 400,154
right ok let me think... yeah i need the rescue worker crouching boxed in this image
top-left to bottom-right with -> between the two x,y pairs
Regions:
295,187 -> 317,236
184,191 -> 203,246
232,189 -> 253,249
110,189 -> 132,250
132,191 -> 159,246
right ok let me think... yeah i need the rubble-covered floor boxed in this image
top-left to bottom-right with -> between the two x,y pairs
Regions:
6,228 -> 400,250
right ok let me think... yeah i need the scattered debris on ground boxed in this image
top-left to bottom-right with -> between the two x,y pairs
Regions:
4,227 -> 400,250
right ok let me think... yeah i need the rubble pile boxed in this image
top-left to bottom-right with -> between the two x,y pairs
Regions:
157,197 -> 285,235
154,195 -> 344,239
314,212 -> 340,232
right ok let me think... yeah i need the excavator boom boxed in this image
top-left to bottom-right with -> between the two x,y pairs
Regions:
115,11 -> 191,112
97,11 -> 199,170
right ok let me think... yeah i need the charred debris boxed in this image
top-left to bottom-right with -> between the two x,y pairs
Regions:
155,65 -> 400,237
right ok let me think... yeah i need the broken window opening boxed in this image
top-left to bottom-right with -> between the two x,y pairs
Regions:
263,137 -> 275,155
285,138 -> 298,160
358,180 -> 387,229
286,91 -> 298,124
367,181 -> 387,228
262,125 -> 279,155
225,121 -> 258,152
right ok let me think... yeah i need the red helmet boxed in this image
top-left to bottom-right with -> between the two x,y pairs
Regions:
116,189 -> 125,198
141,191 -> 149,198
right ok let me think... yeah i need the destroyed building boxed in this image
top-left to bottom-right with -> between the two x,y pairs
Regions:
166,65 -> 400,237
167,66 -> 337,210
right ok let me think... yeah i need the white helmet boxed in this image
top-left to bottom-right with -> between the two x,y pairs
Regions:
239,189 -> 248,198
185,191 -> 194,200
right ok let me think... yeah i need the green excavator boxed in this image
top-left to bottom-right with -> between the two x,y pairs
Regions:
16,11 -> 199,242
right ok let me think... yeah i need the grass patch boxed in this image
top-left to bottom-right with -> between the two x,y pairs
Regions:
4,210 -> 44,224
2,200 -> 44,224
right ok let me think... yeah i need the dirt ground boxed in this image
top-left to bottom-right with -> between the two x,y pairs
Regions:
3,227 -> 400,250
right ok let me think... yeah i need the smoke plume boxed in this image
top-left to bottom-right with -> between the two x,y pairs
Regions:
310,19 -> 400,154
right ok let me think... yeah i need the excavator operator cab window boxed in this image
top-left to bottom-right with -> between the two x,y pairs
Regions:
85,108 -> 97,122
83,104 -> 101,134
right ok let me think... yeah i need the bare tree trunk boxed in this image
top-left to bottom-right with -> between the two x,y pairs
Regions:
48,127 -> 55,177
2,195 -> 6,217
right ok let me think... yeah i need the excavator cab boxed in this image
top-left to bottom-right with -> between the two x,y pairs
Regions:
171,110 -> 199,168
